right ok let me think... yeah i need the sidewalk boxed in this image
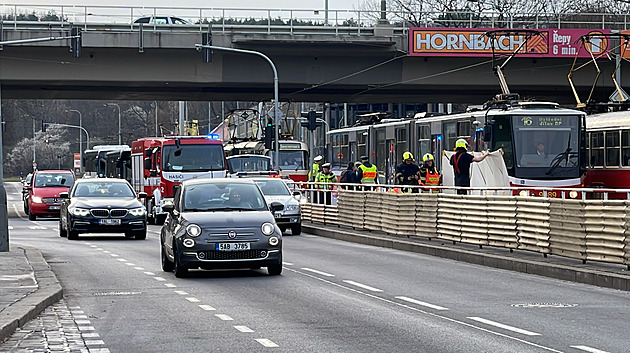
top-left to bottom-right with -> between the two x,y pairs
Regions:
0,246 -> 63,344
303,223 -> 630,292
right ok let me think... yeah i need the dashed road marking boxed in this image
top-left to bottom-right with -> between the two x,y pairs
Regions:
342,280 -> 382,292
282,262 -> 293,266
110,254 -> 119,257
74,315 -> 88,319
96,248 -> 103,251
234,325 -> 254,333
301,268 -> 335,277
28,226 -> 46,230
143,271 -> 155,276
82,332 -> 100,338
89,349 -> 111,353
153,277 -> 166,281
164,283 -> 177,288
134,267 -> 145,271
78,326 -> 95,331
395,296 -> 449,311
467,317 -> 540,336
571,346 -> 610,353
75,320 -> 92,325
186,297 -> 200,303
103,251 -> 111,254
215,314 -> 233,321
85,340 -> 105,346
199,305 -> 216,311
89,245 -> 98,248
255,339 -> 279,347
125,263 -> 136,266
117,258 -> 127,262
174,290 -> 188,295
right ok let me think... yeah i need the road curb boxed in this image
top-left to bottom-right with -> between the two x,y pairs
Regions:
302,224 -> 630,292
0,247 -> 63,343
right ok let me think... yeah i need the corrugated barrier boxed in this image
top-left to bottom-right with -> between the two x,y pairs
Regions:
299,186 -> 630,268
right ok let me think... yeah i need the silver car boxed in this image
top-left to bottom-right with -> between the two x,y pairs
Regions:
252,178 -> 302,235
160,178 -> 284,277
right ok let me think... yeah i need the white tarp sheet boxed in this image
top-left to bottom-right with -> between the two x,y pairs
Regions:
441,150 -> 510,194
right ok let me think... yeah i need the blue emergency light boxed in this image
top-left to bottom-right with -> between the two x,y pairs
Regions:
206,133 -> 221,140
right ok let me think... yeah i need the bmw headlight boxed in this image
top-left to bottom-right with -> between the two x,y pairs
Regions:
261,222 -> 275,236
70,208 -> 90,217
186,224 -> 202,237
31,196 -> 42,203
129,207 -> 146,216
284,204 -> 299,212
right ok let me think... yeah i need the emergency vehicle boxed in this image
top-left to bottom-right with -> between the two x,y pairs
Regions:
131,134 -> 226,224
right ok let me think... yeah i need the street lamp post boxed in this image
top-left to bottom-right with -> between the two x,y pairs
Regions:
66,109 -> 82,173
105,103 -> 121,144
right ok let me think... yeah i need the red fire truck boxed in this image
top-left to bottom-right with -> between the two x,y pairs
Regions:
131,134 -> 226,224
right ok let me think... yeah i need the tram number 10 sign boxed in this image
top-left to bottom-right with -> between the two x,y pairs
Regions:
517,116 -> 566,127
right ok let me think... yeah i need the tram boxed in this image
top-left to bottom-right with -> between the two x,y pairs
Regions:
328,94 -> 587,188
268,140 -> 310,182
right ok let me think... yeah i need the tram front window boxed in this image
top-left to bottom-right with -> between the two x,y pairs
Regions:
512,116 -> 580,175
273,151 -> 307,171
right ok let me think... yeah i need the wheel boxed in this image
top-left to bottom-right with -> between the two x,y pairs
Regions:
58,220 -> 67,237
267,263 -> 282,276
173,245 -> 188,278
291,223 -> 302,235
67,229 -> 79,240
161,242 -> 174,272
134,229 -> 147,240
23,202 -> 28,214
28,211 -> 36,221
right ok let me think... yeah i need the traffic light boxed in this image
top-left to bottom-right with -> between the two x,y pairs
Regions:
300,111 -> 323,131
264,116 -> 274,149
70,27 -> 81,58
202,31 -> 212,63
41,120 -> 46,132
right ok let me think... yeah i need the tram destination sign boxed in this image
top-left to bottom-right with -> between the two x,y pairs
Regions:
514,116 -> 573,127
409,28 -> 609,58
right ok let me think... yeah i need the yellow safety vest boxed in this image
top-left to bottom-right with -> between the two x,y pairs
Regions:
308,163 -> 320,181
359,164 -> 377,184
315,172 -> 336,189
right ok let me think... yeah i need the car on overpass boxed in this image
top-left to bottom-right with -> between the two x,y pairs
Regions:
133,16 -> 192,25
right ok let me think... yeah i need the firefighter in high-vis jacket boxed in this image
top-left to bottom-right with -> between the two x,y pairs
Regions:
419,153 -> 441,192
357,155 -> 378,190
395,151 -> 420,193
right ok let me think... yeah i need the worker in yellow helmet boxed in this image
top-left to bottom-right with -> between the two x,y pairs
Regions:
450,138 -> 489,195
419,153 -> 441,192
395,151 -> 420,193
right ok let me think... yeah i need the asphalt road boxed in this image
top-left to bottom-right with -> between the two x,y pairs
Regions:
4,182 -> 630,353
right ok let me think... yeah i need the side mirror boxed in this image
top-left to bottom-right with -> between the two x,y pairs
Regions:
144,158 -> 152,170
292,190 -> 301,196
270,201 -> 284,212
162,204 -> 174,213
59,192 -> 69,199
138,192 -> 148,199
145,149 -> 152,157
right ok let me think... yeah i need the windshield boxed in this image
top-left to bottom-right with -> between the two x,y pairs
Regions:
34,173 -> 74,188
72,182 -> 135,198
182,182 -> 267,211
255,179 -> 290,196
162,144 -> 225,172
270,150 -> 308,171
513,116 -> 579,170
227,156 -> 271,173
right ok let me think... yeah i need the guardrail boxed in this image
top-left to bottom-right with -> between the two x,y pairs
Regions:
294,182 -> 630,268
1,5 -> 630,33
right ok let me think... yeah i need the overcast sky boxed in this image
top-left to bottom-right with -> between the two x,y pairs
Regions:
11,0 -> 364,9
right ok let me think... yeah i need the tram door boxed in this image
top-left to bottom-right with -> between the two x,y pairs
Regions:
387,139 -> 395,184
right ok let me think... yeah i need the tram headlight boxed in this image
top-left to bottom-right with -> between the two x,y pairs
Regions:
519,190 -> 529,197
569,190 -> 579,199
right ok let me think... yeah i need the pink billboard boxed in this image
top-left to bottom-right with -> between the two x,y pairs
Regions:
409,28 -> 610,58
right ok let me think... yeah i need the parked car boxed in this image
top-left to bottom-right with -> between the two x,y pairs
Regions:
160,178 -> 284,277
251,177 -> 302,235
59,178 -> 147,240
133,16 -> 192,25
26,170 -> 75,220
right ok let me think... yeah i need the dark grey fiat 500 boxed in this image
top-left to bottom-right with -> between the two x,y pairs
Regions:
160,178 -> 284,277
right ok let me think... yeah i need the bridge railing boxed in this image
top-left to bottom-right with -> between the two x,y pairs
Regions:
294,182 -> 630,269
1,5 -> 630,34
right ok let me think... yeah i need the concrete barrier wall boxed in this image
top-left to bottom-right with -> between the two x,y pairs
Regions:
301,189 -> 630,267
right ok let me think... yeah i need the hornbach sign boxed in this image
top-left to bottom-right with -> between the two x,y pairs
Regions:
409,28 -> 609,57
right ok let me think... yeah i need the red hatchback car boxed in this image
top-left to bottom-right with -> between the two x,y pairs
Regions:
26,170 -> 75,220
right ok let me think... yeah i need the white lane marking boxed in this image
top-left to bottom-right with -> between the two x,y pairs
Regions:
71,310 -> 84,314
7,226 -> 12,230
342,280 -> 382,292
103,251 -> 111,254
215,314 -> 234,321
143,271 -> 155,276
78,326 -> 95,331
287,268 -> 562,352
282,262 -> 293,266
110,254 -> 119,257
28,226 -> 46,230
301,268 -> 335,277
467,317 -> 540,336
96,248 -> 103,251
174,290 -> 188,295
73,315 -> 88,319
153,277 -> 166,281
89,245 -> 97,248
395,296 -> 449,311
125,263 -> 136,266
89,349 -> 111,353
255,339 -> 279,347
186,297 -> 200,303
164,283 -> 177,288
199,305 -> 216,311
75,320 -> 91,325
234,325 -> 254,333
117,259 -> 127,262
82,332 -> 100,338
134,267 -> 145,271
85,340 -> 105,346
571,346 -> 610,353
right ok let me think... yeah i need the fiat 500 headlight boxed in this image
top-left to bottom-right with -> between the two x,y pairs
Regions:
129,207 -> 146,216
186,224 -> 202,237
261,222 -> 275,236
70,208 -> 90,217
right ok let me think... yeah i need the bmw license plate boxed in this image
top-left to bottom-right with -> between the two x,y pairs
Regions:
216,242 -> 250,251
99,219 -> 121,226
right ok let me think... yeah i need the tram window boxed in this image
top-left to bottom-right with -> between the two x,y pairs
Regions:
457,121 -> 471,137
396,128 -> 408,163
606,131 -> 620,167
358,132 -> 367,160
622,130 -> 630,167
376,130 -> 386,179
444,122 -> 457,150
417,124 -> 430,158
591,132 -> 604,167
491,117 -> 513,169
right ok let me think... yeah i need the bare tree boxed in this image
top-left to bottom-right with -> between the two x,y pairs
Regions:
5,125 -> 71,174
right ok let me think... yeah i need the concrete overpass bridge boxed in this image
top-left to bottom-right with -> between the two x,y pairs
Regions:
0,5 -> 627,104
